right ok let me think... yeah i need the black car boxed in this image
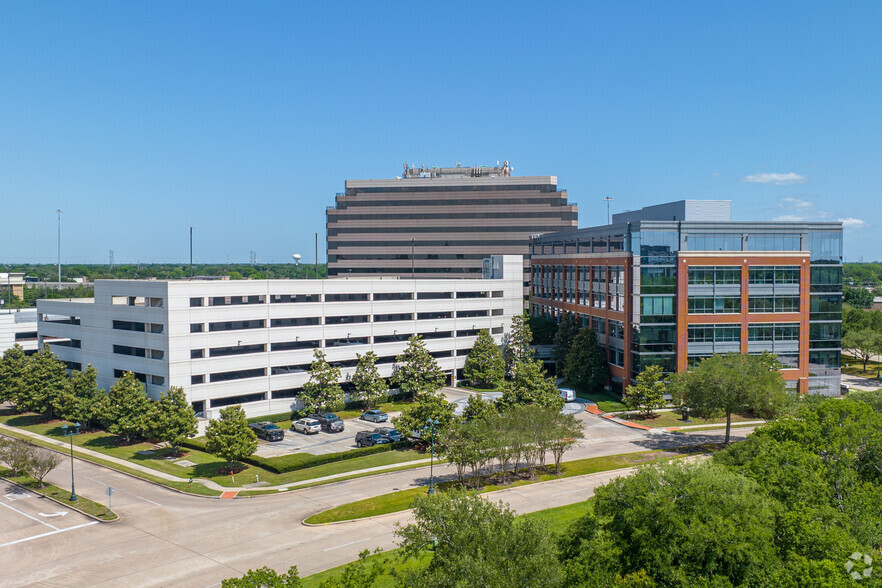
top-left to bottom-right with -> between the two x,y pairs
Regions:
307,412 -> 345,433
249,421 -> 285,441
373,427 -> 402,443
355,431 -> 390,447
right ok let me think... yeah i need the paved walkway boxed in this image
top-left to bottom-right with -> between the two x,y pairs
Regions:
842,372 -> 882,391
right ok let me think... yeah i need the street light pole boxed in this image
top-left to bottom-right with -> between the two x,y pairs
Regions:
56,209 -> 63,288
426,418 -> 439,494
603,197 -> 613,225
61,422 -> 81,501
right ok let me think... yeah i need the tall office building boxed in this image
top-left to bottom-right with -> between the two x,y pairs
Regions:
326,163 -> 577,288
530,200 -> 843,396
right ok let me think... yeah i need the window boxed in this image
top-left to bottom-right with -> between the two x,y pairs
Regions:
149,297 -> 163,308
374,292 -> 414,301
417,292 -> 452,300
748,297 -> 773,313
457,309 -> 488,318
418,311 -> 452,320
714,297 -> 741,313
374,313 -> 413,322
641,296 -> 674,316
190,323 -> 204,333
810,295 -> 842,320
375,333 -> 414,343
150,349 -> 164,360
325,315 -> 368,325
456,291 -> 488,299
190,297 -> 203,307
191,349 -> 204,359
609,320 -> 625,339
150,323 -> 164,334
271,364 -> 310,375
209,392 -> 267,408
209,295 -> 265,306
271,340 -> 321,351
325,293 -> 369,302
113,320 -> 145,332
272,294 -> 320,303
271,317 -> 321,328
688,326 -> 714,343
457,329 -> 480,337
151,375 -> 165,385
209,344 -> 266,357
326,337 -> 369,347
113,344 -> 146,357
208,319 -> 265,332
209,367 -> 266,383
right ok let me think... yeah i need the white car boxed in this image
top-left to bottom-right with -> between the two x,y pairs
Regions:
291,418 -> 321,434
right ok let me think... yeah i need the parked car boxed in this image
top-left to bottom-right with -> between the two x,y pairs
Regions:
291,418 -> 321,435
308,412 -> 345,433
355,431 -> 391,447
557,387 -> 576,402
249,421 -> 285,442
373,427 -> 401,443
360,409 -> 388,423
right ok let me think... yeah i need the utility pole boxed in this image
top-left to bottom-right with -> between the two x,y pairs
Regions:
56,209 -> 63,288
189,227 -> 193,279
314,233 -> 318,280
603,196 -> 613,225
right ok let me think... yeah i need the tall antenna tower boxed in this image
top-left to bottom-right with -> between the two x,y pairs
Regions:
109,249 -> 114,271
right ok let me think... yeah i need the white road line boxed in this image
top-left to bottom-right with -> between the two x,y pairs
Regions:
0,500 -> 59,530
0,521 -> 99,549
323,537 -> 373,552
85,479 -> 162,506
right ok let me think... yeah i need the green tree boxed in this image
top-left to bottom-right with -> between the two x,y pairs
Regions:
673,352 -> 787,444
844,286 -> 874,308
392,390 -> 455,441
438,419 -> 489,485
548,411 -> 585,474
563,328 -> 609,394
148,387 -> 198,456
220,565 -> 302,588
623,365 -> 668,417
503,312 -> 534,377
499,358 -> 563,411
0,344 -> 29,407
317,549 -> 382,588
300,350 -> 344,413
842,328 -> 882,371
26,447 -> 61,488
528,315 -> 558,345
461,329 -> 504,389
848,388 -> 882,413
396,490 -> 561,588
101,372 -> 151,444
350,351 -> 388,409
552,313 -> 581,368
392,335 -> 446,397
205,405 -> 258,471
18,346 -> 69,418
0,437 -> 34,476
461,394 -> 496,422
54,365 -> 104,429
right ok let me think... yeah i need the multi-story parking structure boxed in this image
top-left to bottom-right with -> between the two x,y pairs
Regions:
1,309 -> 41,355
37,256 -> 523,418
530,201 -> 843,396
326,163 -> 577,291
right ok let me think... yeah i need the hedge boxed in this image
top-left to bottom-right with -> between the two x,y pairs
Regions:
179,438 -> 413,474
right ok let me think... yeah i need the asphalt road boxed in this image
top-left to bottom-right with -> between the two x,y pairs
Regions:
0,414 -> 750,587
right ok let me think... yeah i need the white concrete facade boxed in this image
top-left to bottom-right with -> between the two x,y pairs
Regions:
37,256 -> 523,418
0,309 -> 40,355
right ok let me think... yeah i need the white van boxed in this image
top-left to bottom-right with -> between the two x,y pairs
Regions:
557,388 -> 576,402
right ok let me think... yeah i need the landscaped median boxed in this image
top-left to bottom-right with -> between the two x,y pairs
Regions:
605,410 -> 763,430
303,446 -> 712,525
0,466 -> 118,521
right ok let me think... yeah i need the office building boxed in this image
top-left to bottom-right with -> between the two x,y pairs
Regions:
326,163 -> 577,289
37,256 -> 523,418
530,201 -> 843,395
0,309 -> 40,355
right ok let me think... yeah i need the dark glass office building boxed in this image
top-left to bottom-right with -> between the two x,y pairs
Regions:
326,163 -> 578,288
530,200 -> 843,396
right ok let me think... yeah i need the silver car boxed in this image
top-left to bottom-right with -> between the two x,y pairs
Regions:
291,418 -> 321,435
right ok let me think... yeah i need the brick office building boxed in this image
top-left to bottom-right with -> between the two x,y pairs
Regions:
530,201 -> 843,395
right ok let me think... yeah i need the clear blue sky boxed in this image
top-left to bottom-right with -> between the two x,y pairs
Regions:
1,1 -> 879,264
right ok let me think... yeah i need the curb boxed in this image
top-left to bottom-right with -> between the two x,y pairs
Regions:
0,475 -> 120,523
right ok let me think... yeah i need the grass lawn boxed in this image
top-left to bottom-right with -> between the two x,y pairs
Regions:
301,499 -> 596,587
619,411 -> 760,429
841,355 -> 882,378
304,446 -> 708,524
576,391 -> 627,412
0,467 -> 118,520
0,410 -> 424,491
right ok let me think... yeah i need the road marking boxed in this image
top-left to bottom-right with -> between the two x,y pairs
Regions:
0,521 -> 99,549
5,492 -> 31,501
39,512 -> 68,518
85,478 -> 162,506
0,500 -> 60,530
323,537 -> 373,551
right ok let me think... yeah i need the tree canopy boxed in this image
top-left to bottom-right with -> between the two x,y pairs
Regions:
301,350 -> 344,413
101,371 -> 151,444
562,328 -> 608,394
461,329 -> 504,389
205,405 -> 258,471
392,335 -> 446,397
350,351 -> 388,409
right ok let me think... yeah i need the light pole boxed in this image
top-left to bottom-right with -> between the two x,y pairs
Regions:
56,209 -> 63,288
603,197 -> 612,225
425,418 -> 439,494
60,422 -> 81,501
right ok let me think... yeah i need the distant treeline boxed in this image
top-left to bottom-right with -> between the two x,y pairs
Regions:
1,262 -> 326,282
845,262 -> 882,286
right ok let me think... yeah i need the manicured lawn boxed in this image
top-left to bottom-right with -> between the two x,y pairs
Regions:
524,497 -> 594,535
304,446 -> 707,524
619,411 -> 760,429
841,355 -> 882,378
1,467 -> 118,520
577,391 -> 627,412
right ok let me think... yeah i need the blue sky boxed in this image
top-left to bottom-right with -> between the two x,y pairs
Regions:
1,1 -> 879,264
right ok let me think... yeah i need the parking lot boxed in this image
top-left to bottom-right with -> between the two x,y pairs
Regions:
0,482 -> 98,550
254,412 -> 401,457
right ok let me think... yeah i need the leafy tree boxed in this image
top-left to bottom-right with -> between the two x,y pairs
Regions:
300,350 -> 344,413
396,490 -> 561,588
350,351 -> 388,409
563,328 -> 609,394
0,344 -> 29,407
220,565 -> 302,588
101,372 -> 151,444
503,312 -> 534,377
27,447 -> 61,488
148,387 -> 198,456
552,313 -> 581,368
317,549 -> 383,588
438,419 -> 489,485
499,358 -> 563,412
844,286 -> 874,308
528,315 -> 558,345
623,365 -> 668,417
0,437 -> 34,476
392,390 -> 455,441
461,330 -> 504,389
842,328 -> 882,371
54,365 -> 103,429
461,394 -> 496,422
391,335 -> 446,397
673,352 -> 787,444
205,405 -> 258,471
548,411 -> 585,474
848,388 -> 882,413
20,346 -> 68,418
